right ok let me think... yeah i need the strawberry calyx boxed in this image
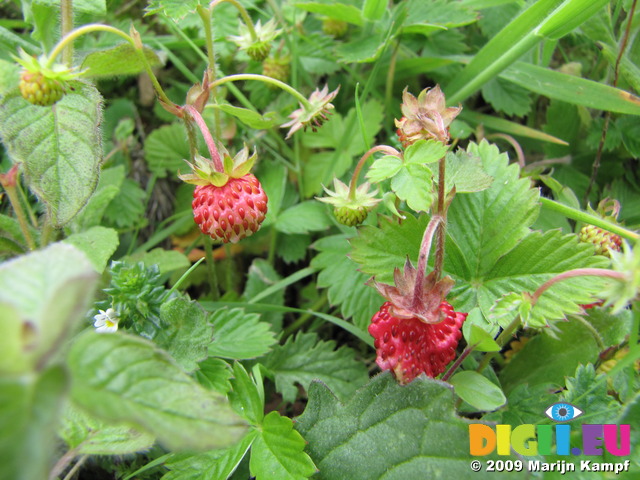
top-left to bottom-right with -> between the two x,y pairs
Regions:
179,144 -> 257,188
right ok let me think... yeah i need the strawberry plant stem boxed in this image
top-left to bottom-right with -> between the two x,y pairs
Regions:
441,343 -> 478,382
210,0 -> 259,42
539,197 -> 639,241
185,105 -> 224,172
476,315 -> 522,374
348,145 -> 400,200
209,74 -> 312,108
531,268 -> 626,305
433,155 -> 447,281
197,6 -> 221,138
61,0 -> 74,66
0,174 -> 35,251
413,215 -> 443,305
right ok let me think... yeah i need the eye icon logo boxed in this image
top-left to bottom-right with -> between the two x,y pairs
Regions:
545,402 -> 583,422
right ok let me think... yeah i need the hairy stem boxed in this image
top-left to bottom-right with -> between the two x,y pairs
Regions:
197,6 -> 221,138
441,343 -> 477,382
209,74 -> 311,108
60,0 -> 74,66
412,215 -> 443,305
433,155 -> 447,280
0,174 -> 35,250
531,268 -> 626,305
185,105 -> 223,172
348,145 -> 400,200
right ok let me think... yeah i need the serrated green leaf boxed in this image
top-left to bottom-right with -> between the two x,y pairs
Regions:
276,234 -> 311,264
154,297 -> 213,373
335,32 -> 387,63
59,403 -> 155,455
228,362 -> 264,426
81,44 -> 162,78
0,243 -> 97,374
562,364 -> 620,425
0,366 -> 67,480
131,248 -> 190,275
68,331 -> 247,450
214,104 -> 278,129
275,201 -> 332,234
0,81 -> 103,226
294,1 -> 363,25
295,373 -> 521,479
391,164 -> 434,212
162,432 -> 257,480
435,150 -> 494,194
196,357 -> 233,395
499,320 -> 601,394
481,76 -> 532,116
71,165 -> 125,231
449,371 -> 506,411
104,178 -> 147,229
261,332 -> 369,403
311,234 -> 382,331
144,123 -> 190,178
63,226 -> 119,273
404,139 -> 449,165
250,411 -> 317,480
208,308 -> 276,360
366,155 -> 403,182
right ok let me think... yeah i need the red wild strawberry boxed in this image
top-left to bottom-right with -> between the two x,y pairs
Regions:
192,173 -> 267,244
369,301 -> 467,384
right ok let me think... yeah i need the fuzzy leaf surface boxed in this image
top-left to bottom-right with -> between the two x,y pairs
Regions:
81,44 -> 162,78
311,234 -> 382,331
208,308 -> 276,360
0,81 -> 103,226
295,372 -> 521,479
250,411 -> 317,480
261,332 -> 369,403
68,331 -> 247,451
155,297 -> 213,373
60,403 -> 155,455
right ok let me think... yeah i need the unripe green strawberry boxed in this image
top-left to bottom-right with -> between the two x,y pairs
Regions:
579,225 -> 622,258
322,18 -> 348,38
19,70 -> 64,106
333,205 -> 370,227
247,40 -> 272,62
262,56 -> 290,87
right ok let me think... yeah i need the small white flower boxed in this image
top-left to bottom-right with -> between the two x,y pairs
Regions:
93,308 -> 119,333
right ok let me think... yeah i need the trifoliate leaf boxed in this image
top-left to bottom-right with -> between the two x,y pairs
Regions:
250,411 -> 317,480
295,373 -> 521,479
404,139 -> 448,165
68,331 -> 247,451
366,155 -> 402,183
155,297 -> 213,373
391,163 -> 434,212
311,234 -> 382,331
261,332 -> 369,403
208,308 -> 277,360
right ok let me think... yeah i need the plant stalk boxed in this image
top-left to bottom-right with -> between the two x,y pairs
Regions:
185,105 -> 223,172
433,155 -> 447,280
210,0 -> 258,42
0,169 -> 35,250
412,215 -> 443,305
209,74 -> 311,108
348,145 -> 400,200
60,0 -> 74,66
441,343 -> 478,382
531,268 -> 626,305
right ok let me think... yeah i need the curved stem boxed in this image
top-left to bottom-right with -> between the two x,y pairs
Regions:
61,0 -> 74,66
540,197 -> 639,241
412,215 -> 443,305
46,24 -> 173,106
486,133 -> 525,168
211,0 -> 258,42
433,154 -> 448,281
531,268 -> 627,305
185,105 -> 223,172
209,74 -> 311,108
348,145 -> 400,200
